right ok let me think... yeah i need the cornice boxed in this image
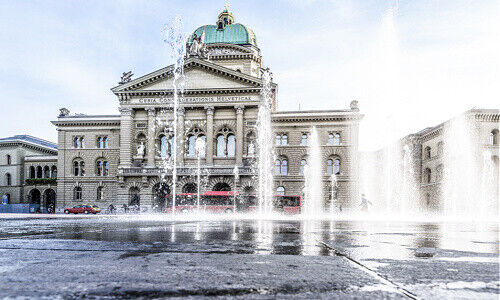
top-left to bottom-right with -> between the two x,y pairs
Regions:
116,87 -> 264,99
0,141 -> 57,155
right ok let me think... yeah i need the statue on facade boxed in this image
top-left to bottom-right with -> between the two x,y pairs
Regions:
247,142 -> 255,156
59,107 -> 70,117
136,142 -> 145,157
119,71 -> 134,84
188,31 -> 208,59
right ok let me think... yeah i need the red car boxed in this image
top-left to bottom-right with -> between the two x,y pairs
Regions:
64,204 -> 101,214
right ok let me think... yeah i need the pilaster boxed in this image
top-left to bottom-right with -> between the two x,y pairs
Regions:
205,106 -> 214,165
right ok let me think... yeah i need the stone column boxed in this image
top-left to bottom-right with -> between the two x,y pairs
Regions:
119,107 -> 134,168
205,106 -> 214,165
146,108 -> 156,167
177,107 -> 185,166
235,105 -> 244,166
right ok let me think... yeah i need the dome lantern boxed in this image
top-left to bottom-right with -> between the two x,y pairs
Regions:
217,3 -> 235,30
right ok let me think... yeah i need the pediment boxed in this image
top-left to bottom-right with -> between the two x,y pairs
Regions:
142,67 -> 252,90
112,58 -> 262,94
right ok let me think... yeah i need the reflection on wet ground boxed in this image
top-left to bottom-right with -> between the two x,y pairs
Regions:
1,217 -> 498,257
0,215 -> 498,299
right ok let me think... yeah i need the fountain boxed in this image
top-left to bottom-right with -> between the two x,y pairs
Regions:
195,137 -> 206,211
164,16 -> 186,214
257,68 -> 275,215
330,174 -> 338,215
303,126 -> 324,216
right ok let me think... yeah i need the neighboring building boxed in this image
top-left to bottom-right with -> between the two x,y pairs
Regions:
50,8 -> 363,211
361,109 -> 499,215
0,135 -> 58,208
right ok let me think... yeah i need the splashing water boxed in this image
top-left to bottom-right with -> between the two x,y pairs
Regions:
257,69 -> 275,214
164,16 -> 186,214
303,126 -> 324,216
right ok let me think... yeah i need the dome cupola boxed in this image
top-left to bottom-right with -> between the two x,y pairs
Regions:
188,5 -> 257,47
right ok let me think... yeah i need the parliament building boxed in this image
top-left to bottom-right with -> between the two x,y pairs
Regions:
0,8 -> 361,212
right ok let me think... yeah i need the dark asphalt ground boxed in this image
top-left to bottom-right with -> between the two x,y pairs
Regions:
0,214 -> 498,299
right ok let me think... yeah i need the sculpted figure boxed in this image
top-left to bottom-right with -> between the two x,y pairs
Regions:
137,142 -> 145,157
248,142 -> 255,156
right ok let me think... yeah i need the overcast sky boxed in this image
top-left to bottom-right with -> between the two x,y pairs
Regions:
0,0 -> 498,150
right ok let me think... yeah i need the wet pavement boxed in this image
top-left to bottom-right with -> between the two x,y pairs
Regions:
0,214 -> 498,299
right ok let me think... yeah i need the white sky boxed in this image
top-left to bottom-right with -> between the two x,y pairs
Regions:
0,0 -> 498,150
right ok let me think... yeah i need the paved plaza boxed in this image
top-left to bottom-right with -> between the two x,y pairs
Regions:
0,214 -> 498,299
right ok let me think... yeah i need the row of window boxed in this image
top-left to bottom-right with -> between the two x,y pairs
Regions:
423,130 -> 498,160
275,158 -> 341,175
73,136 -> 109,149
73,186 -> 105,200
73,159 -> 109,177
28,166 -> 57,179
276,133 -> 342,146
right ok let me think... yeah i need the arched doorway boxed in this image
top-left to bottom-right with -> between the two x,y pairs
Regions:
182,183 -> 197,194
213,182 -> 231,191
152,183 -> 170,212
30,189 -> 41,204
44,189 -> 56,213
129,187 -> 140,207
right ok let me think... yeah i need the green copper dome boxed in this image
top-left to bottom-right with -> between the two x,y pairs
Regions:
188,24 -> 257,47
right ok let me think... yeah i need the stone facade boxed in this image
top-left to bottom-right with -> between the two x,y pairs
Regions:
48,9 -> 363,211
0,135 -> 57,206
361,109 -> 499,214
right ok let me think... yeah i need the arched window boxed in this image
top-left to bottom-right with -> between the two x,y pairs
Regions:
36,166 -> 42,178
490,129 -> 499,145
196,135 -> 206,157
213,182 -> 231,191
5,194 -> 10,204
74,187 -> 82,200
103,137 -> 108,148
97,137 -> 103,148
97,186 -> 104,201
217,134 -> 226,156
187,135 -> 196,157
424,168 -> 432,183
74,136 -> 84,148
275,135 -> 281,146
96,160 -> 109,176
300,159 -> 307,175
227,134 -> 236,157
6,173 -> 11,186
216,128 -> 235,157
51,166 -> 57,179
275,134 -> 288,146
326,159 -> 333,175
328,133 -> 334,145
73,159 -> 85,176
182,183 -> 197,194
425,193 -> 431,206
276,186 -> 285,196
327,158 -> 341,175
424,146 -> 431,159
275,158 -> 288,175
333,133 -> 341,146
129,187 -> 140,206
43,166 -> 50,178
301,133 -> 308,146
6,155 -> 11,165
29,166 -> 35,179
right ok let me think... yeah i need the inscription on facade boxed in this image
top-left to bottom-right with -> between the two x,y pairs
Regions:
133,95 -> 258,105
